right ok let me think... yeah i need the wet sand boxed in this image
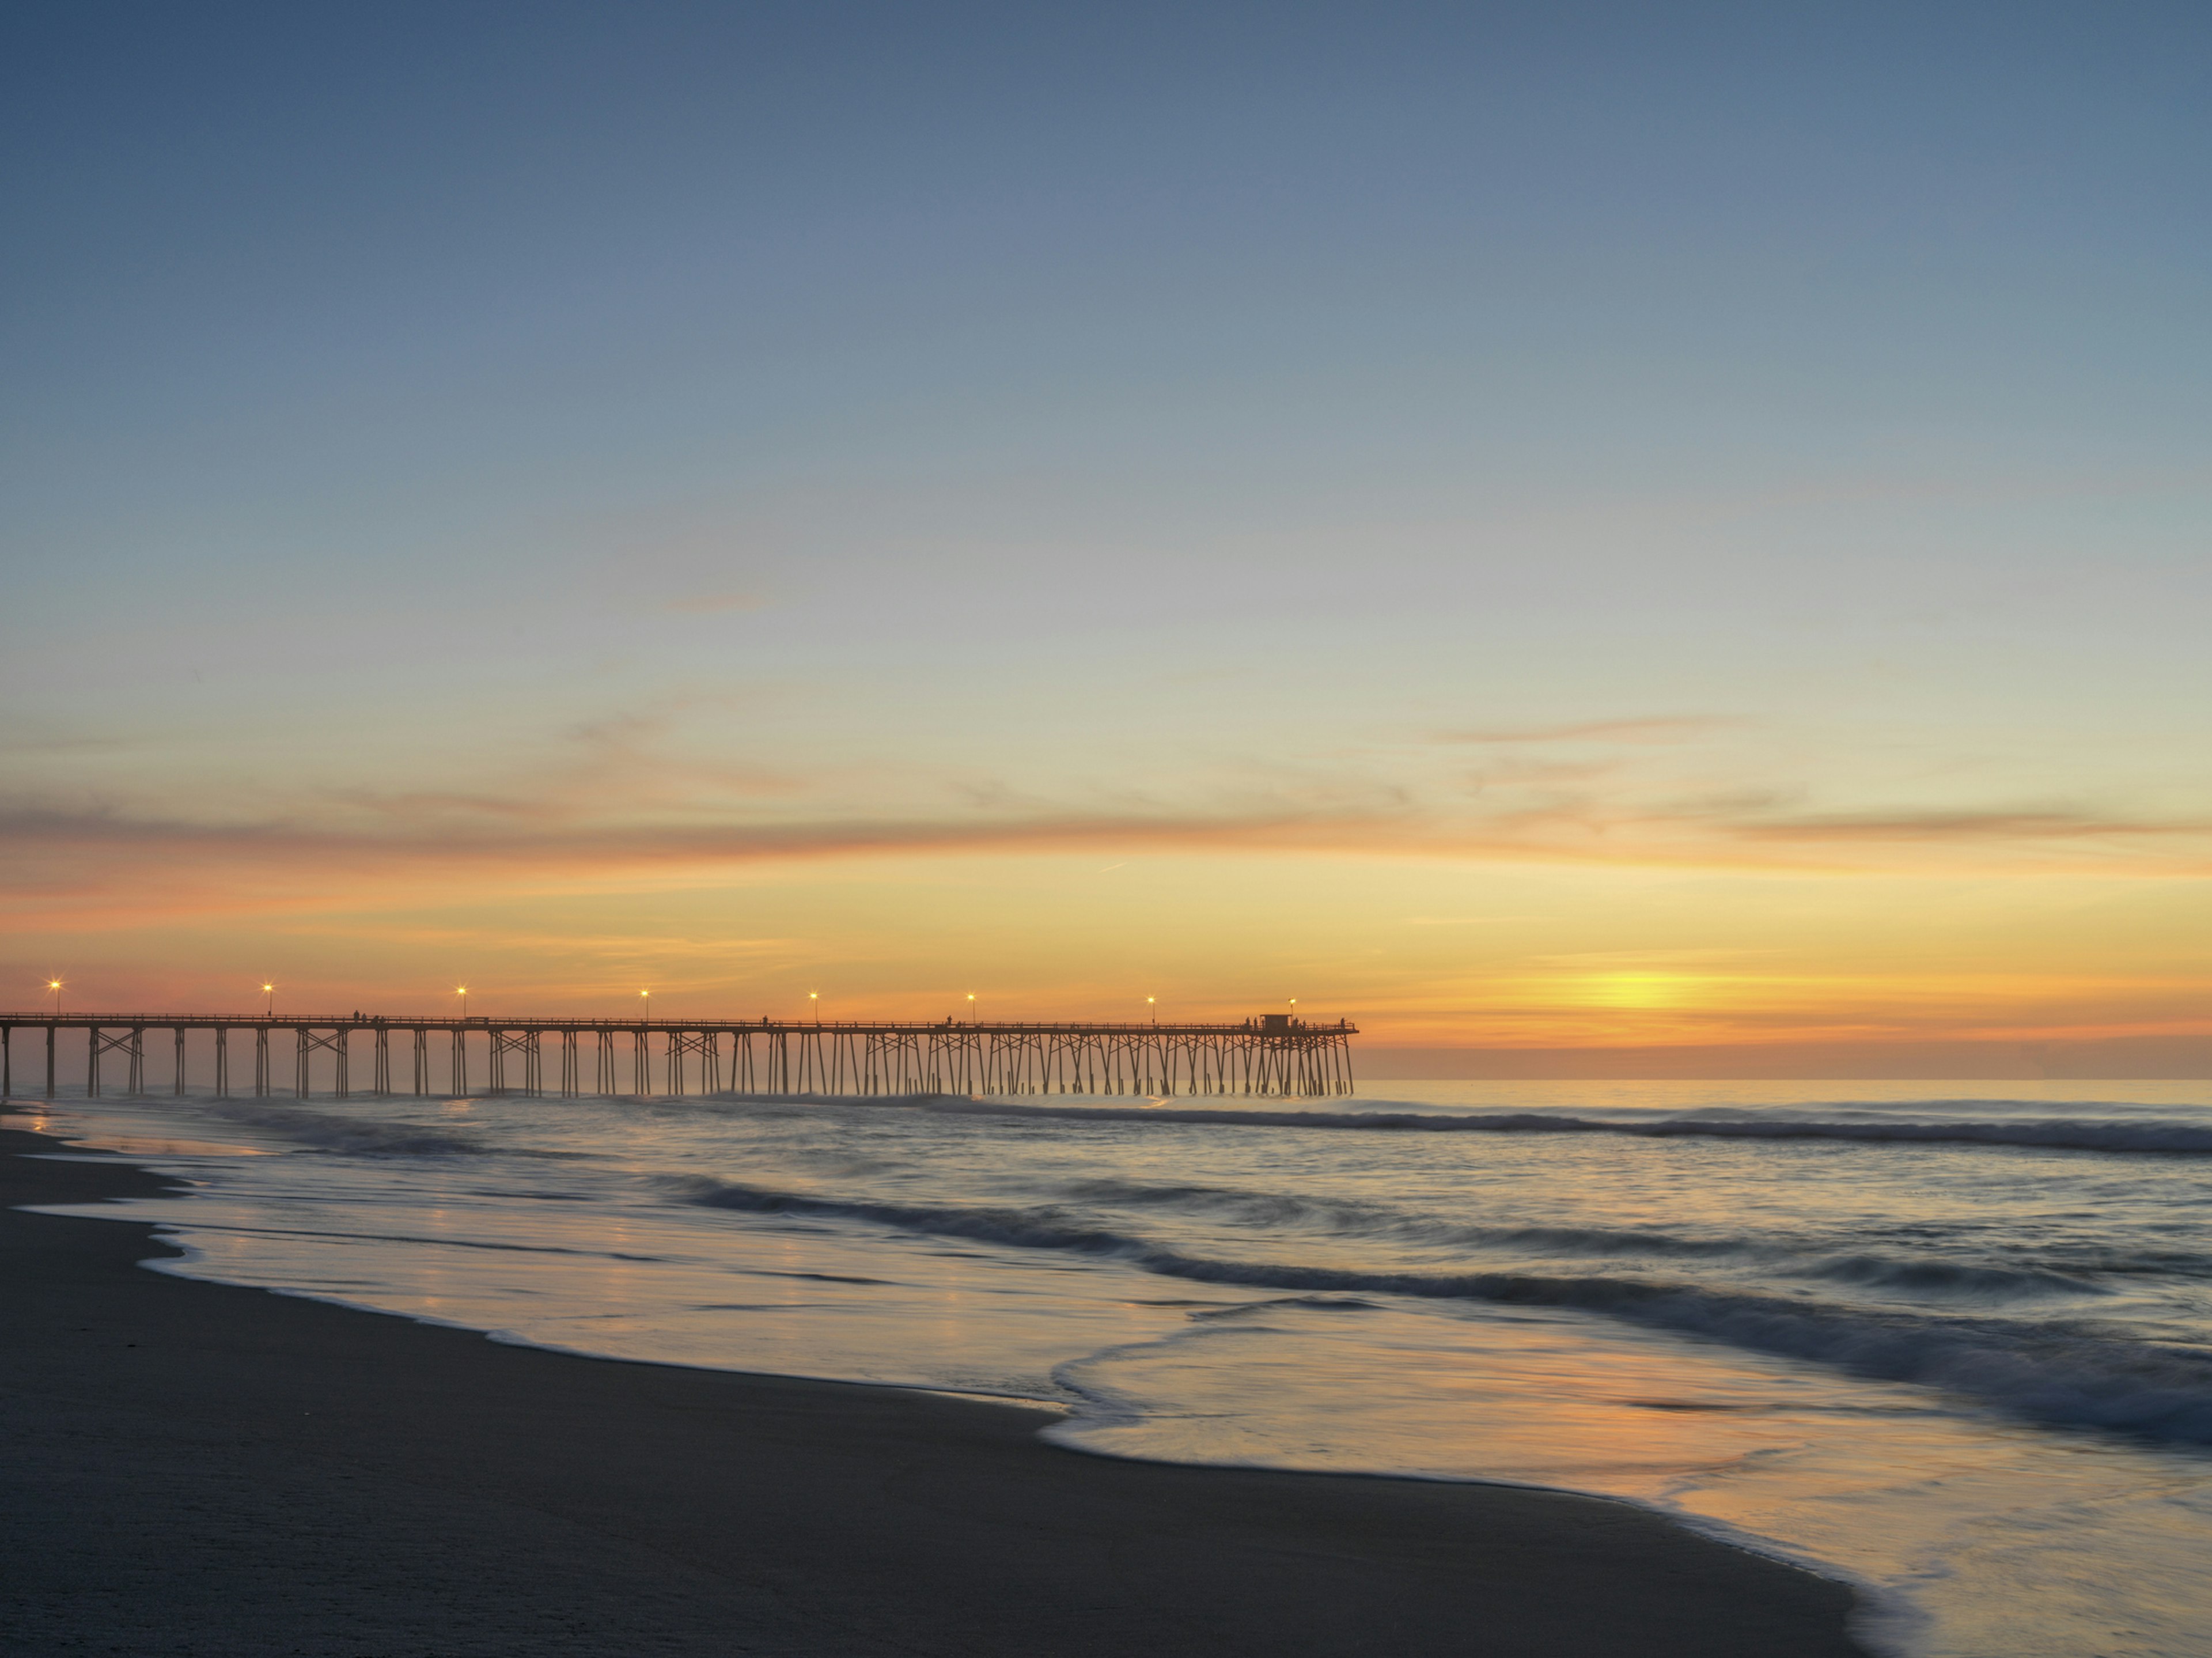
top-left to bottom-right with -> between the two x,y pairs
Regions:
0,1125 -> 1866,1656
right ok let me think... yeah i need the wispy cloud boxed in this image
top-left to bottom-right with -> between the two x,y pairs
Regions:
0,795 -> 1425,927
9,684 -> 2212,935
1730,808 -> 2212,843
0,799 -> 1407,866
10,778 -> 2212,936
316,706 -> 806,826
1434,717 -> 1740,745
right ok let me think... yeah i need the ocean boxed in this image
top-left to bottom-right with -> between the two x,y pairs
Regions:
11,1078 -> 2212,1657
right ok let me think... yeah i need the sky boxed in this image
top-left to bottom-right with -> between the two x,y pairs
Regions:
5,2 -> 2211,1074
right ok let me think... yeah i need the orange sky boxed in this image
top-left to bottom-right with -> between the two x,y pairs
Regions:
12,826 -> 2212,1074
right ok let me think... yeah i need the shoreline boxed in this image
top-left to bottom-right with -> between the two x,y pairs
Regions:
2,1124 -> 1868,1656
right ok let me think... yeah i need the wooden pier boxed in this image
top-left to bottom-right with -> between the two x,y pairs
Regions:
0,1013 -> 1357,1100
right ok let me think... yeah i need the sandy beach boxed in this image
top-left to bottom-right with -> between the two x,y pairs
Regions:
1,1125 -> 1864,1656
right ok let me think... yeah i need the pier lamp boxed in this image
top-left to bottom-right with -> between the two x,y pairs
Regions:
809,990 -> 819,1023
641,989 -> 651,1022
457,986 -> 467,1020
1147,996 -> 1156,1023
50,979 -> 62,1016
263,983 -> 273,1016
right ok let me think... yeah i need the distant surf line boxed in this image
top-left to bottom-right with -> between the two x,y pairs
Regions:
799,1094 -> 2212,1156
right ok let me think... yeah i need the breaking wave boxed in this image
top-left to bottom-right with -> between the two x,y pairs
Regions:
202,1101 -> 500,1159
668,1175 -> 2212,1443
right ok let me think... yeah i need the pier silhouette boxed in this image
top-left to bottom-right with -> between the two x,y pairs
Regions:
1,1013 -> 1357,1100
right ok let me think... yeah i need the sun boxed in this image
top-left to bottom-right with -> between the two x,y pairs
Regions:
1580,973 -> 1694,1011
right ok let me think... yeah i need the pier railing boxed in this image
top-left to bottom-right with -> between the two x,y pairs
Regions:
0,1014 -> 1357,1100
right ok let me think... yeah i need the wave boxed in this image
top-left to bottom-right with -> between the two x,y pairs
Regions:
668,1176 -> 1141,1255
1051,1178 -> 2130,1300
831,1093 -> 2212,1154
202,1101 -> 498,1159
1798,1253 -> 2103,1299
668,1175 -> 2212,1443
1067,1176 -> 2117,1299
1056,1177 -> 1763,1256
